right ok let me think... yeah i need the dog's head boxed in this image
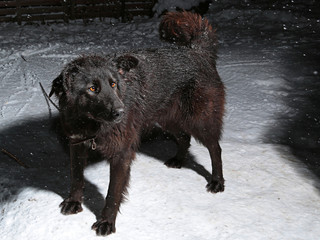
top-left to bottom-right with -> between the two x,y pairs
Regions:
50,55 -> 139,126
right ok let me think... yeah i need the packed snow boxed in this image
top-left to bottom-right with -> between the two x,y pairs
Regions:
1,1 -> 320,239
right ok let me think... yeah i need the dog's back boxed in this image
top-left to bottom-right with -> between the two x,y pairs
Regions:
117,12 -> 223,130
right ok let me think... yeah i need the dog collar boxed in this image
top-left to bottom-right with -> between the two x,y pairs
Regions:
69,136 -> 97,150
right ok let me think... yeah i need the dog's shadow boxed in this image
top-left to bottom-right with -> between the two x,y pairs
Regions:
0,116 -> 211,219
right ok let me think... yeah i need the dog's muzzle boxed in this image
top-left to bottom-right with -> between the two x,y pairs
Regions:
97,107 -> 124,123
111,108 -> 124,123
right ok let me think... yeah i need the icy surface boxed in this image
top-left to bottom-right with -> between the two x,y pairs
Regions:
1,1 -> 320,240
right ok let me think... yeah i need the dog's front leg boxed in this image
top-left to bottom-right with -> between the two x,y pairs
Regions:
92,153 -> 132,236
60,143 -> 88,215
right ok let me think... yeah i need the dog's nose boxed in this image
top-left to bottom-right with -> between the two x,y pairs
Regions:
112,108 -> 124,121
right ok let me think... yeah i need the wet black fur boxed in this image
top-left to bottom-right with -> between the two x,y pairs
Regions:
50,12 -> 225,236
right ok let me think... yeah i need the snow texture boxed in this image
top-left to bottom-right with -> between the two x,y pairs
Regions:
1,1 -> 320,239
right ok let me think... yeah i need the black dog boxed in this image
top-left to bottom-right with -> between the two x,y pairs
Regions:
50,11 -> 225,236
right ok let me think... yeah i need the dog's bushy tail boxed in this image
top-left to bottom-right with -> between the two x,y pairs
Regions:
159,11 -> 217,55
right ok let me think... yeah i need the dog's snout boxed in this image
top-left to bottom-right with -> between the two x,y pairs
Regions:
112,108 -> 124,121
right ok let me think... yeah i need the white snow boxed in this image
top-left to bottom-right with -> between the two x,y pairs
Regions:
1,1 -> 320,240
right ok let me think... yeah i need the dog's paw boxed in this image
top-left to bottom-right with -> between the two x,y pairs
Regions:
59,199 -> 83,215
164,157 -> 183,169
92,219 -> 116,236
206,179 -> 225,193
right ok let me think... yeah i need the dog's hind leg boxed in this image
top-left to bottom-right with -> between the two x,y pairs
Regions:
191,125 -> 224,193
204,140 -> 224,193
164,131 -> 191,168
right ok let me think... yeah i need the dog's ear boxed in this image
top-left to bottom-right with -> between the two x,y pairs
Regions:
115,55 -> 139,72
49,73 -> 64,98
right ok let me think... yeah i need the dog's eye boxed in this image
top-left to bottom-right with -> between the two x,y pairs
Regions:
111,82 -> 116,88
89,86 -> 97,92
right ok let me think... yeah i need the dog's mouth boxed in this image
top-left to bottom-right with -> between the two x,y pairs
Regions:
96,109 -> 124,124
113,117 -> 123,124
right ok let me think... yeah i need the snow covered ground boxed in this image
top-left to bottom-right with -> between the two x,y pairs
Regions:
1,1 -> 320,239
